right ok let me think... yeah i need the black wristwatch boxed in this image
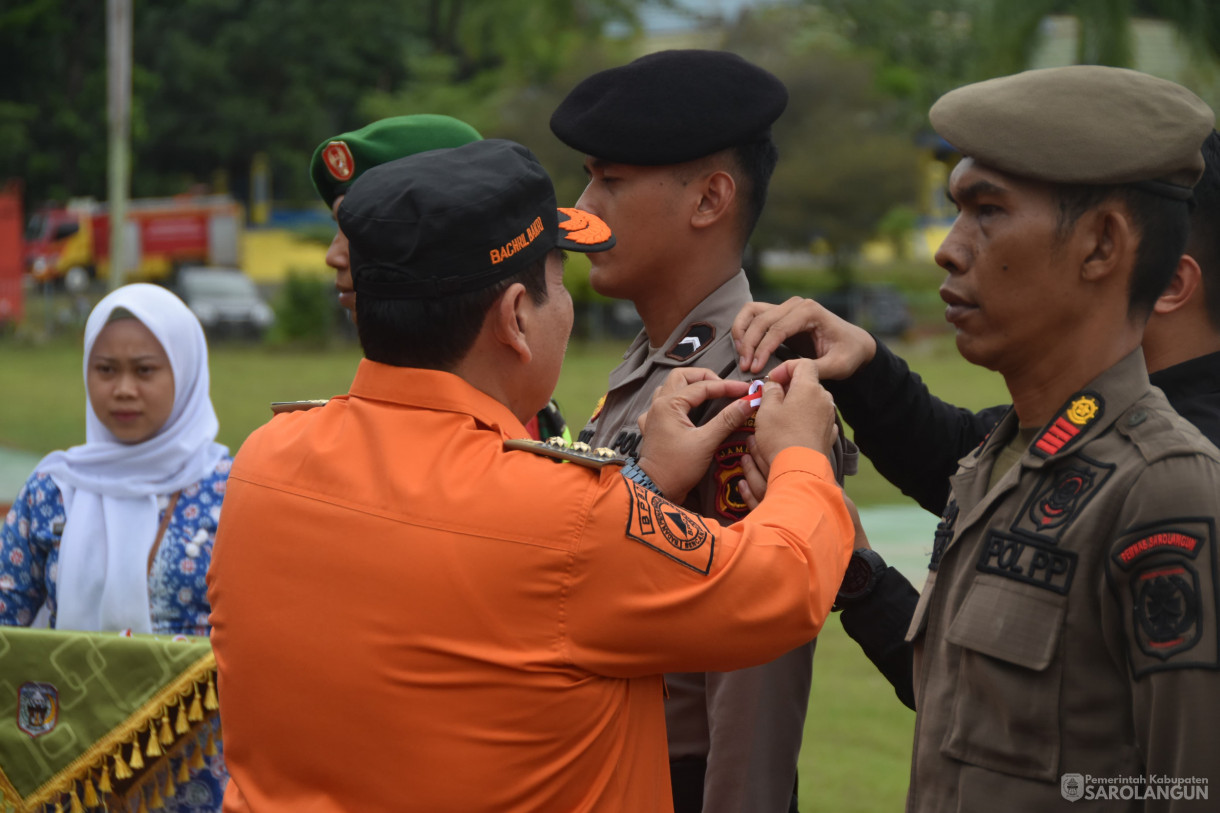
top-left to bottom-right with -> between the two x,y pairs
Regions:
833,548 -> 887,610
622,457 -> 663,495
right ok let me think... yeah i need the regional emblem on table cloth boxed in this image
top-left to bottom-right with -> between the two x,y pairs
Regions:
18,681 -> 59,737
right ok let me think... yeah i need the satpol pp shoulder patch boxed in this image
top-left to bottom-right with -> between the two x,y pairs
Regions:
1109,517 -> 1218,677
625,479 -> 716,574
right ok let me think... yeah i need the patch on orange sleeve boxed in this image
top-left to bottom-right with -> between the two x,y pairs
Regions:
624,478 -> 715,575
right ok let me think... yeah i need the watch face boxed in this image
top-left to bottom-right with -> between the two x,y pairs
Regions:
840,554 -> 873,598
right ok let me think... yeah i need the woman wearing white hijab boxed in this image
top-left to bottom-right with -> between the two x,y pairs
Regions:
1,283 -> 230,635
1,284 -> 231,811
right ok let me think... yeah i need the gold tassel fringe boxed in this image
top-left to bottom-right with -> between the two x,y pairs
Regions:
203,672 -> 218,711
188,684 -> 203,722
159,712 -> 174,746
149,780 -> 164,811
177,758 -> 191,783
203,726 -> 217,757
68,786 -> 83,813
128,736 -> 144,771
175,697 -> 190,734
146,720 -> 163,758
83,776 -> 98,807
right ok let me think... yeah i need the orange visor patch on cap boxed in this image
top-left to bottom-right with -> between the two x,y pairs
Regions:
558,208 -> 612,245
324,141 -> 355,181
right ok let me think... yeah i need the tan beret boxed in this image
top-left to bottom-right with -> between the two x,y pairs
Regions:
930,66 -> 1214,195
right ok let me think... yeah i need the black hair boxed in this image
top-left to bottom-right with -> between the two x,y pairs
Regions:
1053,184 -> 1190,321
1189,130 -> 1220,329
729,136 -> 779,242
356,255 -> 549,370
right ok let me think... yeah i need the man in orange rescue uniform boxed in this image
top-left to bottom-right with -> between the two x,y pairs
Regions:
207,138 -> 854,813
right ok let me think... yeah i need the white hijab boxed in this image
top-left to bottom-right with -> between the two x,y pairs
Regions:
34,283 -> 228,632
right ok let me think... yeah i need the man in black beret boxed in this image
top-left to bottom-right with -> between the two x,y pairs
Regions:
551,49 -> 855,813
209,138 -> 857,812
732,65 -> 1220,810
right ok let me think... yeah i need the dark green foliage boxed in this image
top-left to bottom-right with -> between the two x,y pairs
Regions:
271,271 -> 334,345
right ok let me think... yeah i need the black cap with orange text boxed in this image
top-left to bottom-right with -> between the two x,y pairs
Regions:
338,139 -> 614,299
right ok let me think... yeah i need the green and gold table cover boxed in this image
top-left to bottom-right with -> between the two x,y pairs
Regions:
0,627 -> 219,813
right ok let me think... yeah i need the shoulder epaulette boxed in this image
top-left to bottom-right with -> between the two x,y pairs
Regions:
504,437 -> 627,468
270,399 -> 330,415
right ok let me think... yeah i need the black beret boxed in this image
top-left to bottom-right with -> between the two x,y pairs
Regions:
338,140 -> 614,299
550,49 -> 787,165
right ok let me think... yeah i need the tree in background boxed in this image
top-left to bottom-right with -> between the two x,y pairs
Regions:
726,7 -> 922,287
0,0 -> 651,208
972,0 -> 1220,78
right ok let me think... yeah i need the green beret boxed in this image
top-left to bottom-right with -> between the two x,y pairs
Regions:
309,114 -> 483,207
930,66 -> 1215,196
550,50 -> 787,165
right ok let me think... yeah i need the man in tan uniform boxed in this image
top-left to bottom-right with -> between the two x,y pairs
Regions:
816,66 -> 1219,811
550,50 -> 855,813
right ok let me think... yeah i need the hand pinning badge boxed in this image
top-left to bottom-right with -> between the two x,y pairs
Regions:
740,379 -> 765,409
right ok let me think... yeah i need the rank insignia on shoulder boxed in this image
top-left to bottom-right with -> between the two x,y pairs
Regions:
1032,392 -> 1104,458
666,322 -> 715,362
504,437 -> 627,468
270,399 -> 330,415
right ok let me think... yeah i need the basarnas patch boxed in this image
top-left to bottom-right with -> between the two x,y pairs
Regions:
624,478 -> 715,574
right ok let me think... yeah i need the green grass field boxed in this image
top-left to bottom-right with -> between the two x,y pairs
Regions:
0,329 -> 1010,507
0,326 -> 1008,810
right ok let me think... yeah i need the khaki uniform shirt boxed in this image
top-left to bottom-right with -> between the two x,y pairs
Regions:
580,271 -> 856,813
906,350 -> 1220,812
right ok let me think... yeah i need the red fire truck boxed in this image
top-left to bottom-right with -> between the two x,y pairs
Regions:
0,182 -> 23,328
25,195 -> 243,290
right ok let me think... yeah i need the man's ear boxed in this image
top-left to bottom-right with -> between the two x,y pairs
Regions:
489,282 -> 532,363
690,170 -> 736,230
1080,206 -> 1134,283
1153,254 -> 1203,315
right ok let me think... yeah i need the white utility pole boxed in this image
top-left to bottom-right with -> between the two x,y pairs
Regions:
106,0 -> 132,291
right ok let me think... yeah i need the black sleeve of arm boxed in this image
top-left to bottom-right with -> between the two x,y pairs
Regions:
838,567 -> 920,711
824,339 -> 1007,514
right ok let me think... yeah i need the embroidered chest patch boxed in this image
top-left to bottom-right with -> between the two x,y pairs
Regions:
930,499 -> 958,572
625,479 -> 716,574
976,530 -> 1077,594
1012,456 -> 1115,542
